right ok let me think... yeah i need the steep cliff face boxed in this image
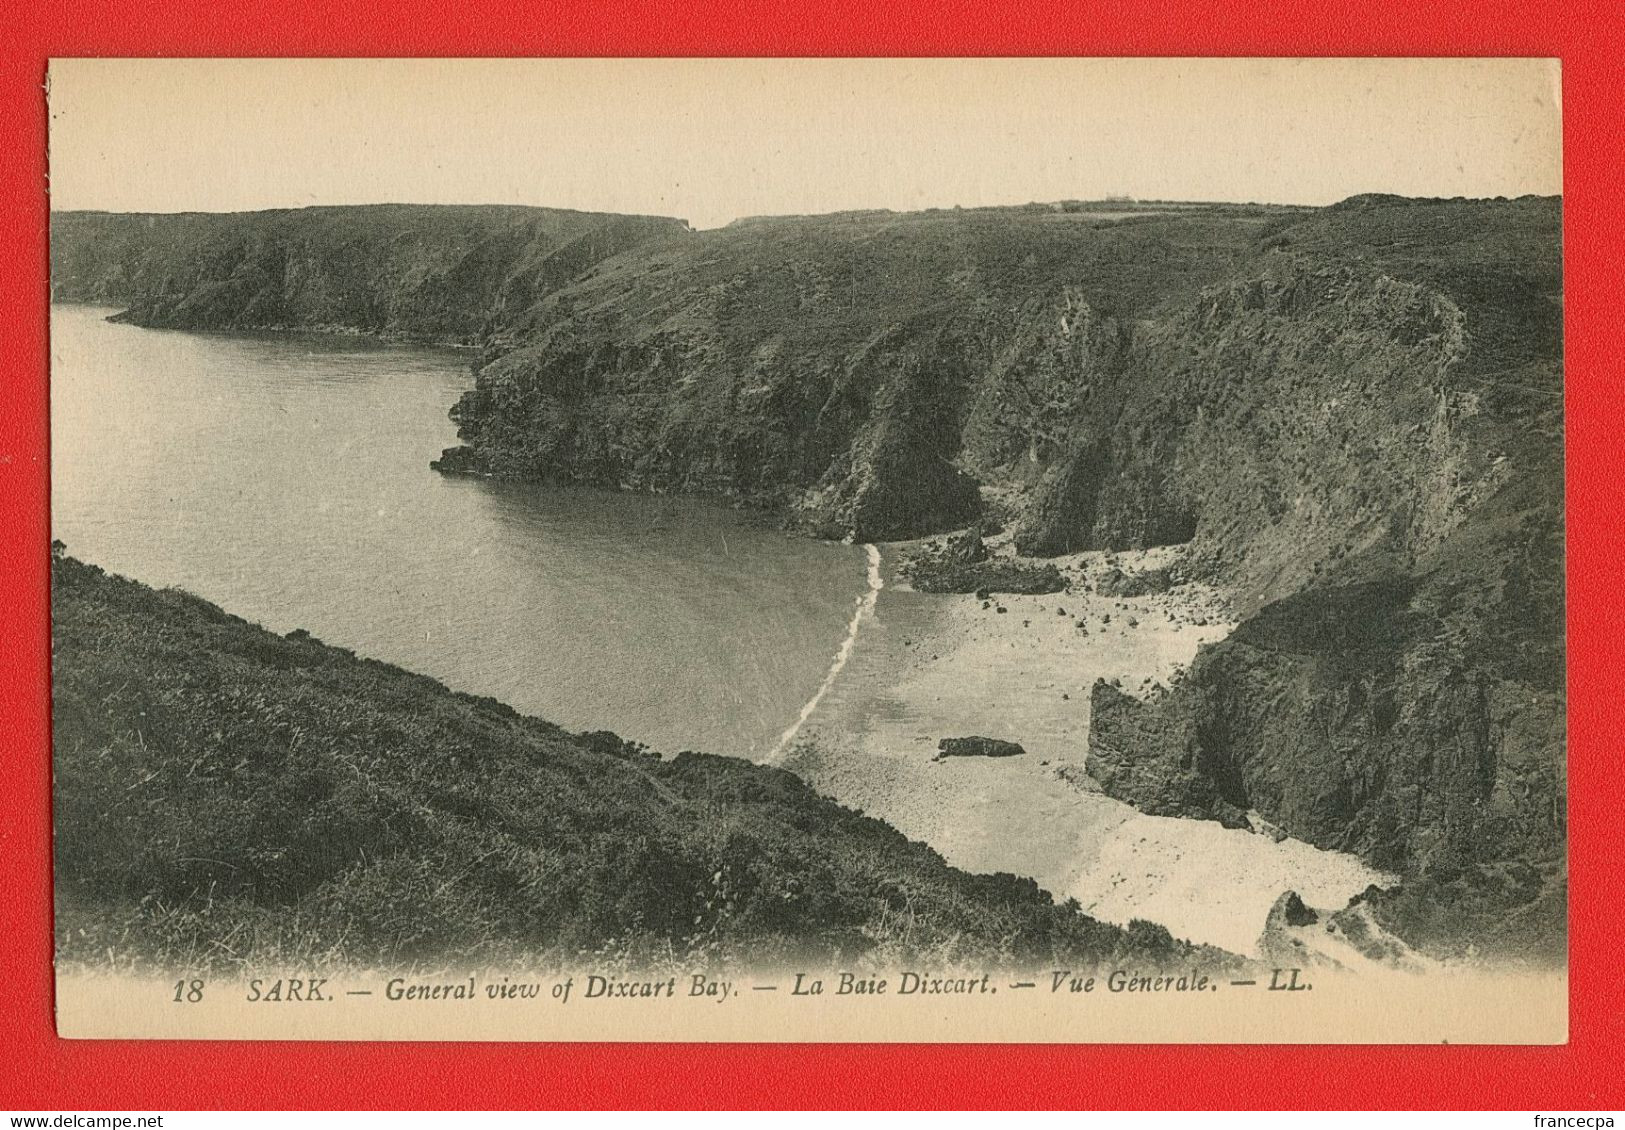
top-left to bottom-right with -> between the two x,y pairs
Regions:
1092,482 -> 1563,857
1017,198 -> 1561,606
1092,552 -> 1563,957
433,198 -> 1558,552
1073,198 -> 1564,960
1016,265 -> 1474,566
50,205 -> 689,345
435,205 -> 1277,537
1088,405 -> 1564,958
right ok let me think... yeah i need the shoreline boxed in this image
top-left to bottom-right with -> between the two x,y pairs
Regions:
777,537 -> 1394,957
765,543 -> 884,763
50,301 -> 485,352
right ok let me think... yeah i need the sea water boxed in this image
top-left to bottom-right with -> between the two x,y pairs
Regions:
51,304 -> 869,759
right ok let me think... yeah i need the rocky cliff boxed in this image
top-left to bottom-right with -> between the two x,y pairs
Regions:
1088,452 -> 1565,961
428,196 -> 1558,560
1014,196 -> 1562,607
432,204 -> 1279,537
50,205 -> 689,345
1073,199 -> 1565,962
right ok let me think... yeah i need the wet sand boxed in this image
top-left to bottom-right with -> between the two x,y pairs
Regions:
775,540 -> 1392,957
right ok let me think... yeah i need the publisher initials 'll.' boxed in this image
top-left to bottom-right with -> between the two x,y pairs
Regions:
1268,968 -> 1310,992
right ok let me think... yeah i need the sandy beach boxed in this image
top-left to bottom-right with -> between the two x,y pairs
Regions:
776,538 -> 1392,957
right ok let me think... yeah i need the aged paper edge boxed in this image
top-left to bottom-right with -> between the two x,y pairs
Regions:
57,969 -> 1567,1044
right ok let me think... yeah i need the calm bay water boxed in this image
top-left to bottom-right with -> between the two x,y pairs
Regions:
51,304 -> 869,758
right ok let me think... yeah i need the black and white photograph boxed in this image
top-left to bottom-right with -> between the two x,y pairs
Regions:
46,57 -> 1565,1042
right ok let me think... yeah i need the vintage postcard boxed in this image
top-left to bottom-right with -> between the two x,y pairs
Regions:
47,57 -> 1565,1042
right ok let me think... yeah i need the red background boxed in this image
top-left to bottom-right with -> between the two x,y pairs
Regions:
3,0 -> 1621,1110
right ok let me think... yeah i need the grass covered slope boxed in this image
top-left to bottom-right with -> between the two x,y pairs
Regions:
52,548 -> 1219,974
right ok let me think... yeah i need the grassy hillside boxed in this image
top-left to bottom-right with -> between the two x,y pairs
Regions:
52,548 -> 1221,974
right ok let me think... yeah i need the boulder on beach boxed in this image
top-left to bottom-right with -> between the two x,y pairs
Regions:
935,736 -> 1027,760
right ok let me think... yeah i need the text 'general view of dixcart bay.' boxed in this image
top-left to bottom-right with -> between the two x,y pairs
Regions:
45,57 -> 1566,1043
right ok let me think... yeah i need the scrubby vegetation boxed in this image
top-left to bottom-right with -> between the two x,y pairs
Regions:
53,548 -> 1222,974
